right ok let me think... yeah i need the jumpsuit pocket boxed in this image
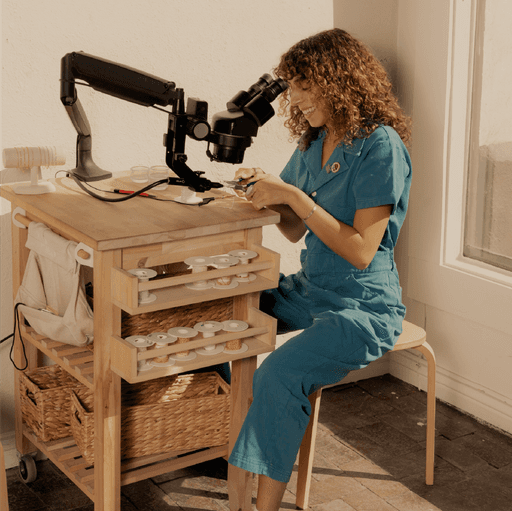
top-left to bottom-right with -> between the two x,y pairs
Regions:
347,274 -> 394,315
303,250 -> 356,290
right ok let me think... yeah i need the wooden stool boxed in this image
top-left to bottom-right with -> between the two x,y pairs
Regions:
296,320 -> 435,510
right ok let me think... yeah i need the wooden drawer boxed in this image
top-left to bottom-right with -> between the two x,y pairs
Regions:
111,307 -> 277,383
111,243 -> 280,314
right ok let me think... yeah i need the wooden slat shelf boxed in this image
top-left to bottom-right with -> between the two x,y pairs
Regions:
22,425 -> 229,501
23,426 -> 95,500
20,328 -> 94,389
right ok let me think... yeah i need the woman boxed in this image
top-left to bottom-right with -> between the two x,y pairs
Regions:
228,28 -> 412,510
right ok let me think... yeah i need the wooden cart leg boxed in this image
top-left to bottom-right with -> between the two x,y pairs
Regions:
1,441 -> 9,511
93,250 -> 122,511
11,221 -> 39,458
228,356 -> 257,511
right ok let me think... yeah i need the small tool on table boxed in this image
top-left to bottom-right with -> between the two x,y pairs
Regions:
222,178 -> 257,194
113,189 -> 156,198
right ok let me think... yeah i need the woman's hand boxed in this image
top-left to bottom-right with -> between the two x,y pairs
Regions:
231,167 -> 263,198
234,166 -> 308,243
235,167 -> 296,210
246,175 -> 294,211
234,167 -> 265,182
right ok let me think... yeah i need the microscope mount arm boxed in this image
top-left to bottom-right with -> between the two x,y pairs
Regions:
60,51 -> 218,190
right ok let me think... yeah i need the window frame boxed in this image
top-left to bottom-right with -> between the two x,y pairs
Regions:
444,0 -> 512,285
461,0 -> 512,273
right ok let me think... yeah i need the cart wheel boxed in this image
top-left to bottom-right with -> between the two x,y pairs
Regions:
19,455 -> 37,483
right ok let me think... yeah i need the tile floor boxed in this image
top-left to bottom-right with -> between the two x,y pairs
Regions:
5,374 -> 512,511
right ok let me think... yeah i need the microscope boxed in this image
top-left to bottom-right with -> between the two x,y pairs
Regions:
60,51 -> 288,194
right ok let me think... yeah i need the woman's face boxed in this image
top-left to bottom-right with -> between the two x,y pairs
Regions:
288,77 -> 331,129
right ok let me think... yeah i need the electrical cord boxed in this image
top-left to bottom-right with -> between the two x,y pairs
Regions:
70,173 -> 167,202
0,302 -> 29,371
69,175 -> 222,206
54,169 -> 229,205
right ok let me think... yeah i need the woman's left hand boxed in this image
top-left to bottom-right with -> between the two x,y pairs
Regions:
244,173 -> 295,210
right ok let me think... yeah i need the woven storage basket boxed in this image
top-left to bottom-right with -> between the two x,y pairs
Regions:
70,372 -> 230,465
19,365 -> 86,442
121,296 -> 233,337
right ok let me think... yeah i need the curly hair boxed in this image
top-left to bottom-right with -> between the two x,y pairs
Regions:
274,28 -> 412,150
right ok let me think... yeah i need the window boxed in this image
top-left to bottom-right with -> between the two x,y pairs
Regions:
464,0 -> 512,271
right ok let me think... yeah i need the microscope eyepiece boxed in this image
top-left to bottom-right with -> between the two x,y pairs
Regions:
226,74 -> 273,112
208,75 -> 288,164
260,78 -> 288,103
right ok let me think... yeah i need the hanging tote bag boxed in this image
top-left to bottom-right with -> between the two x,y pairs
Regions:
15,222 -> 93,347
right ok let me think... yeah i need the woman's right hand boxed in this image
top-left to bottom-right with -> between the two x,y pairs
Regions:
234,166 -> 265,182
233,167 -> 265,197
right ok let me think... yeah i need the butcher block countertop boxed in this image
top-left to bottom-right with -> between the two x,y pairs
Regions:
0,174 -> 280,251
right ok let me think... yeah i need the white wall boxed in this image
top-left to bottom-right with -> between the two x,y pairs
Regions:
333,0 -> 399,86
0,0 -> 332,446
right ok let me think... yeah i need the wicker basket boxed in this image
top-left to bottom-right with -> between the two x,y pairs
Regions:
70,372 -> 230,465
121,296 -> 233,337
19,365 -> 86,442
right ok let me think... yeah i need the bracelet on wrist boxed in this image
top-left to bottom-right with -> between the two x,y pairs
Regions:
303,205 -> 317,221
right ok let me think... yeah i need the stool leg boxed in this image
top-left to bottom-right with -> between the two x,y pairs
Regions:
296,389 -> 322,510
416,342 -> 436,485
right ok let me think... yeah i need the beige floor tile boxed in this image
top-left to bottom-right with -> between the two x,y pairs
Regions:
314,427 -> 364,469
338,458 -> 409,500
343,488 -> 400,511
308,473 -> 366,506
177,495 -> 226,510
278,488 -> 300,510
310,498 -> 357,511
159,475 -> 230,510
387,489 -> 443,511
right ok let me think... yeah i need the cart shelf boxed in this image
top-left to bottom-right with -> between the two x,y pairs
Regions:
20,328 -> 94,389
22,425 -> 228,500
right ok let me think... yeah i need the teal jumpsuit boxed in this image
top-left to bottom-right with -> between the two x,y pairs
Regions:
228,125 -> 412,483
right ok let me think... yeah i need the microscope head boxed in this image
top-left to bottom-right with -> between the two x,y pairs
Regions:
207,74 -> 288,164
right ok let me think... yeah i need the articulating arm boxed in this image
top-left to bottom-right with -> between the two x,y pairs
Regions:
60,51 -> 217,190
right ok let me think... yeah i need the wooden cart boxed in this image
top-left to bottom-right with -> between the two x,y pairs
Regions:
1,176 -> 280,510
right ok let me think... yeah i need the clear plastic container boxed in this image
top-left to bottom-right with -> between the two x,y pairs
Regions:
149,165 -> 169,190
130,165 -> 149,183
